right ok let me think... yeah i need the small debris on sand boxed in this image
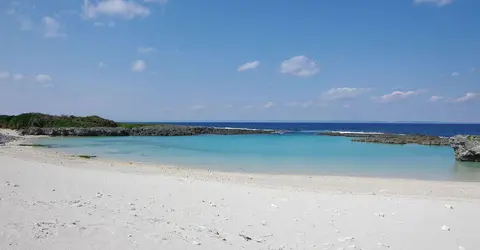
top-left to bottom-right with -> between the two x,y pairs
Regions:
441,225 -> 450,231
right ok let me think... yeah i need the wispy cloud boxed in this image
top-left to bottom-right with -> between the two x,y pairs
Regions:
18,16 -> 33,31
453,92 -> 478,103
94,21 -> 115,27
280,55 -> 319,77
43,16 -> 66,38
285,101 -> 314,108
264,102 -> 274,108
237,61 -> 260,72
322,87 -> 371,101
451,72 -> 459,77
138,47 -> 158,54
13,74 -> 26,81
376,90 -> 424,102
0,72 -> 11,80
191,105 -> 205,110
83,0 -> 150,19
429,96 -> 444,102
413,0 -> 454,7
98,62 -> 108,69
36,74 -> 52,83
131,60 -> 146,72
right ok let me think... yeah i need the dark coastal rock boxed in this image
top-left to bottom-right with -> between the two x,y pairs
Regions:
450,135 -> 480,162
317,132 -> 450,146
18,126 -> 273,137
0,133 -> 16,145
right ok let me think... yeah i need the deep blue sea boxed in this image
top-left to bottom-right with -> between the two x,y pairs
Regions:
36,123 -> 480,181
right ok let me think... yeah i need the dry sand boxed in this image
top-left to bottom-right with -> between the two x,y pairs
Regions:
1,136 -> 480,249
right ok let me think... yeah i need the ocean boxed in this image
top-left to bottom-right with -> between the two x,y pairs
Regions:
35,122 -> 480,181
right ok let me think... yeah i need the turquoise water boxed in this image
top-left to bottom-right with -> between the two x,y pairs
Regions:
36,134 -> 480,181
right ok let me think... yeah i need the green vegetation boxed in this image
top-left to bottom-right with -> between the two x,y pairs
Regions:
76,155 -> 97,159
0,113 -> 117,129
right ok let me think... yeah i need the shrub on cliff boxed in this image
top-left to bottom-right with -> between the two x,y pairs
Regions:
0,113 -> 118,129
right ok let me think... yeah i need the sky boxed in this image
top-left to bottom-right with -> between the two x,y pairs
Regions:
0,0 -> 479,122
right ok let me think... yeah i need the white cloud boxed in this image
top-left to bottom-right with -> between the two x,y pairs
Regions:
0,72 -> 11,80
36,74 -> 52,82
376,90 -> 423,102
280,55 -> 319,77
322,87 -> 371,101
243,105 -> 254,109
83,0 -> 150,19
94,21 -> 115,27
237,61 -> 260,72
138,46 -> 158,54
131,60 -> 146,72
225,104 -> 233,108
414,0 -> 454,7
98,62 -> 107,68
429,96 -> 444,102
13,74 -> 26,81
451,72 -> 459,77
264,102 -> 274,108
42,16 -> 66,38
453,92 -> 478,103
191,105 -> 205,110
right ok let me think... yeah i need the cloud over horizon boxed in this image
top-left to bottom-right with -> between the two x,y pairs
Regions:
237,61 -> 260,72
280,56 -> 319,77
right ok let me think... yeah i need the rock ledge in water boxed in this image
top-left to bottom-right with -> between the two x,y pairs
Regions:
450,135 -> 480,162
316,132 -> 449,146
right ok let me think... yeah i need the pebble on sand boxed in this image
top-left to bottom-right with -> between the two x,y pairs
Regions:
441,225 -> 450,231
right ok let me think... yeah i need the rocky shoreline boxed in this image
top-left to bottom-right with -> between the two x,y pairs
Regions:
18,126 -> 273,137
0,134 -> 16,145
317,132 -> 480,162
450,135 -> 480,162
316,132 -> 450,146
2,128 -> 479,163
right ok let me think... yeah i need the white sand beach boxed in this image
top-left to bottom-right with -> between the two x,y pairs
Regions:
1,137 -> 480,250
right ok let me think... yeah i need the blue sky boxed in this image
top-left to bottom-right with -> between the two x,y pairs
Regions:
0,0 -> 479,122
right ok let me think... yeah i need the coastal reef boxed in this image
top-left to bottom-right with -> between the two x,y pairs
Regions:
18,126 -> 272,136
316,132 -> 450,146
1,113 -> 272,136
450,135 -> 480,162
